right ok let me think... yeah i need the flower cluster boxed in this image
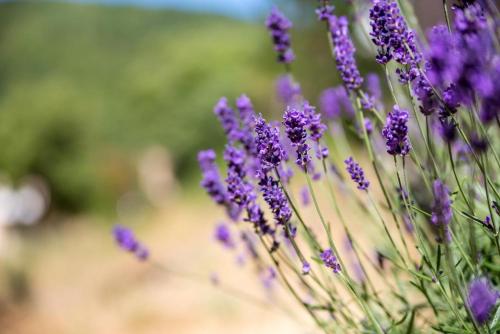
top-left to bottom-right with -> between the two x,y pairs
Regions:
320,248 -> 341,273
382,105 -> 411,156
123,2 -> 500,332
369,0 -> 421,82
430,180 -> 452,243
283,106 -> 311,168
468,278 -> 499,325
344,157 -> 369,190
266,7 -> 294,64
113,225 -> 149,261
328,15 -> 363,90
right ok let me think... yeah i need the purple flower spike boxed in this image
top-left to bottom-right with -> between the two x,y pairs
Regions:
303,101 -> 327,143
344,157 -> 369,191
254,114 -> 285,172
302,261 -> 311,275
468,277 -> 499,325
328,15 -> 363,91
283,106 -> 311,168
369,0 -> 421,82
214,222 -> 235,249
319,86 -> 355,119
382,105 -> 411,156
198,150 -> 227,205
214,97 -> 240,143
113,225 -> 149,261
276,75 -> 302,104
266,7 -> 295,64
320,248 -> 341,273
431,180 -> 452,243
259,174 -> 292,226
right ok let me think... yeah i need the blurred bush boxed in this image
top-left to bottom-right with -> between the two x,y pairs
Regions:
0,1 -> 378,214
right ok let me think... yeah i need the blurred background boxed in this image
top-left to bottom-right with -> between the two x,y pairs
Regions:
0,0 -> 442,333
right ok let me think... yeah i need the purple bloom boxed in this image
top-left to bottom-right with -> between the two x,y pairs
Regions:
412,74 -> 439,116
480,57 -> 500,124
276,75 -> 301,104
328,15 -> 363,91
224,145 -> 254,207
259,174 -> 292,225
214,222 -> 235,249
300,186 -> 310,206
369,0 -> 421,81
319,86 -> 355,119
364,118 -> 373,135
283,106 -> 311,168
266,7 -> 295,64
113,225 -> 149,261
425,25 -> 460,88
468,277 -> 499,325
198,150 -> 227,205
261,266 -> 277,290
199,149 -> 242,221
344,157 -> 369,190
382,105 -> 411,156
320,248 -> 341,273
366,73 -> 382,101
213,97 -> 240,143
431,180 -> 452,243
236,94 -> 257,154
315,4 -> 334,21
254,114 -> 285,172
303,101 -> 327,142
302,261 -> 311,275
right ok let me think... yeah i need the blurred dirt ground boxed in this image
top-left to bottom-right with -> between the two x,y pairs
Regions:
0,195 -> 313,334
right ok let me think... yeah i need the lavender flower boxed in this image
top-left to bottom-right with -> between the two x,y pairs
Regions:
214,222 -> 235,249
315,3 -> 334,21
302,261 -> 311,275
300,186 -> 310,206
283,106 -> 311,168
369,0 -> 421,81
113,225 -> 149,261
303,101 -> 327,142
431,180 -> 452,243
276,75 -> 301,104
366,73 -> 382,102
320,248 -> 341,273
224,145 -> 254,207
259,174 -> 292,225
254,114 -> 285,172
266,7 -> 295,64
213,97 -> 240,143
198,150 -> 227,205
328,15 -> 363,90
236,94 -> 257,153
480,57 -> 500,124
382,105 -> 411,156
319,86 -> 355,119
344,157 -> 369,190
468,278 -> 499,325
425,25 -> 460,88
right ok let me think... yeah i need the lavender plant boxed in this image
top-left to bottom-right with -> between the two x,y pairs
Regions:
115,1 -> 500,332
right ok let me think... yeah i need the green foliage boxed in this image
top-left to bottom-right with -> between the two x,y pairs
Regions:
0,2 -> 278,212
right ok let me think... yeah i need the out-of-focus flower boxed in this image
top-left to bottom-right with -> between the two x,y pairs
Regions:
320,248 -> 341,273
214,97 -> 240,143
113,225 -> 149,261
214,222 -> 235,249
468,277 -> 499,325
431,180 -> 452,243
276,75 -> 301,104
266,7 -> 295,64
319,86 -> 355,120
